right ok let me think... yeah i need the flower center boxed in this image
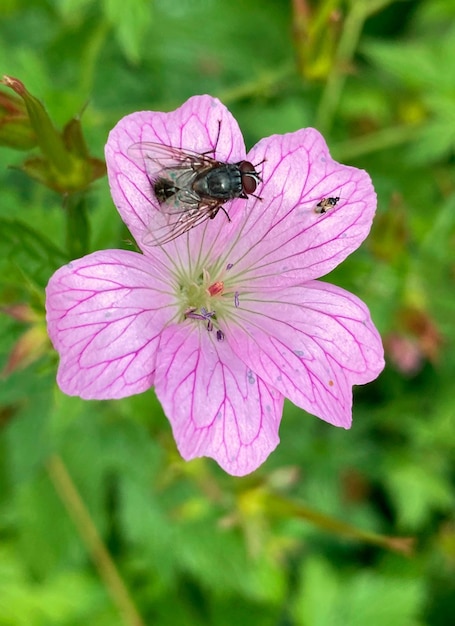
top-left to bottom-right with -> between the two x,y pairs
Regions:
176,267 -> 236,337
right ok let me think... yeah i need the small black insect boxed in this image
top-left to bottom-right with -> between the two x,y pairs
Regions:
315,196 -> 340,214
128,126 -> 262,245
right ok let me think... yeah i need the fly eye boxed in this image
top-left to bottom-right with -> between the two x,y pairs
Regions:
239,161 -> 259,194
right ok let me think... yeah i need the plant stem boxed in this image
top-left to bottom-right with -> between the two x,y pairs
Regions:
64,192 -> 90,259
316,0 -> 398,133
217,63 -> 295,104
268,493 -> 414,555
332,124 -> 420,160
46,454 -> 146,626
80,19 -> 111,96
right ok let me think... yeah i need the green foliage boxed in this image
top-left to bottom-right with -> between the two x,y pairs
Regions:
0,218 -> 66,297
360,22 -> 455,164
102,0 -> 153,64
293,555 -> 426,626
1,0 -> 455,625
0,545 -> 117,626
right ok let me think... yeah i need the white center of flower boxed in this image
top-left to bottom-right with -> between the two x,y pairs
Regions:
175,266 -> 238,337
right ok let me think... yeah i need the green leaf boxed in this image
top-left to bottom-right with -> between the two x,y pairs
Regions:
54,0 -> 95,22
0,544 -> 115,626
63,115 -> 90,159
293,557 -> 340,626
362,26 -> 455,93
293,556 -> 425,626
0,218 -> 66,294
407,94 -> 455,164
384,459 -> 453,529
362,39 -> 437,89
103,0 -> 153,64
175,518 -> 285,601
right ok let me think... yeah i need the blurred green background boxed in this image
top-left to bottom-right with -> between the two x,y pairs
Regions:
1,0 -> 455,624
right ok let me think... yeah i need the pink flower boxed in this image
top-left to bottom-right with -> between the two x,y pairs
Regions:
45,95 -> 384,476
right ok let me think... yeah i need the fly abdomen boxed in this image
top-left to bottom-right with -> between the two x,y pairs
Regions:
154,177 -> 178,203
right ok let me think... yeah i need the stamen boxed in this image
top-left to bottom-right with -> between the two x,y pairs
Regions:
216,330 -> 225,342
184,307 -> 198,318
226,263 -> 234,271
234,291 -> 240,308
185,307 -> 215,321
185,306 -> 217,332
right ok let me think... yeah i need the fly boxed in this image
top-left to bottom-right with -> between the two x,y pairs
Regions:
128,125 -> 262,245
315,196 -> 340,214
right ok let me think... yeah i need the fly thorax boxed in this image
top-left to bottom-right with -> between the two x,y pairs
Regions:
193,165 -> 242,200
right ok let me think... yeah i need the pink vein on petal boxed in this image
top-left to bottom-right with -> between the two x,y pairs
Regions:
221,129 -> 377,287
227,280 -> 384,428
154,324 -> 283,476
46,249 -> 175,399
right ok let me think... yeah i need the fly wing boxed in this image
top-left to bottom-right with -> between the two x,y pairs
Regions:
128,141 -> 216,206
142,198 -> 221,246
156,184 -> 201,214
128,141 -> 223,246
128,141 -> 217,175
153,167 -> 200,203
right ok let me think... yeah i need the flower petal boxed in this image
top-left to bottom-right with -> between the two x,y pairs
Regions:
154,324 -> 283,476
221,128 -> 377,288
227,281 -> 384,428
105,95 -> 246,250
46,250 -> 175,399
